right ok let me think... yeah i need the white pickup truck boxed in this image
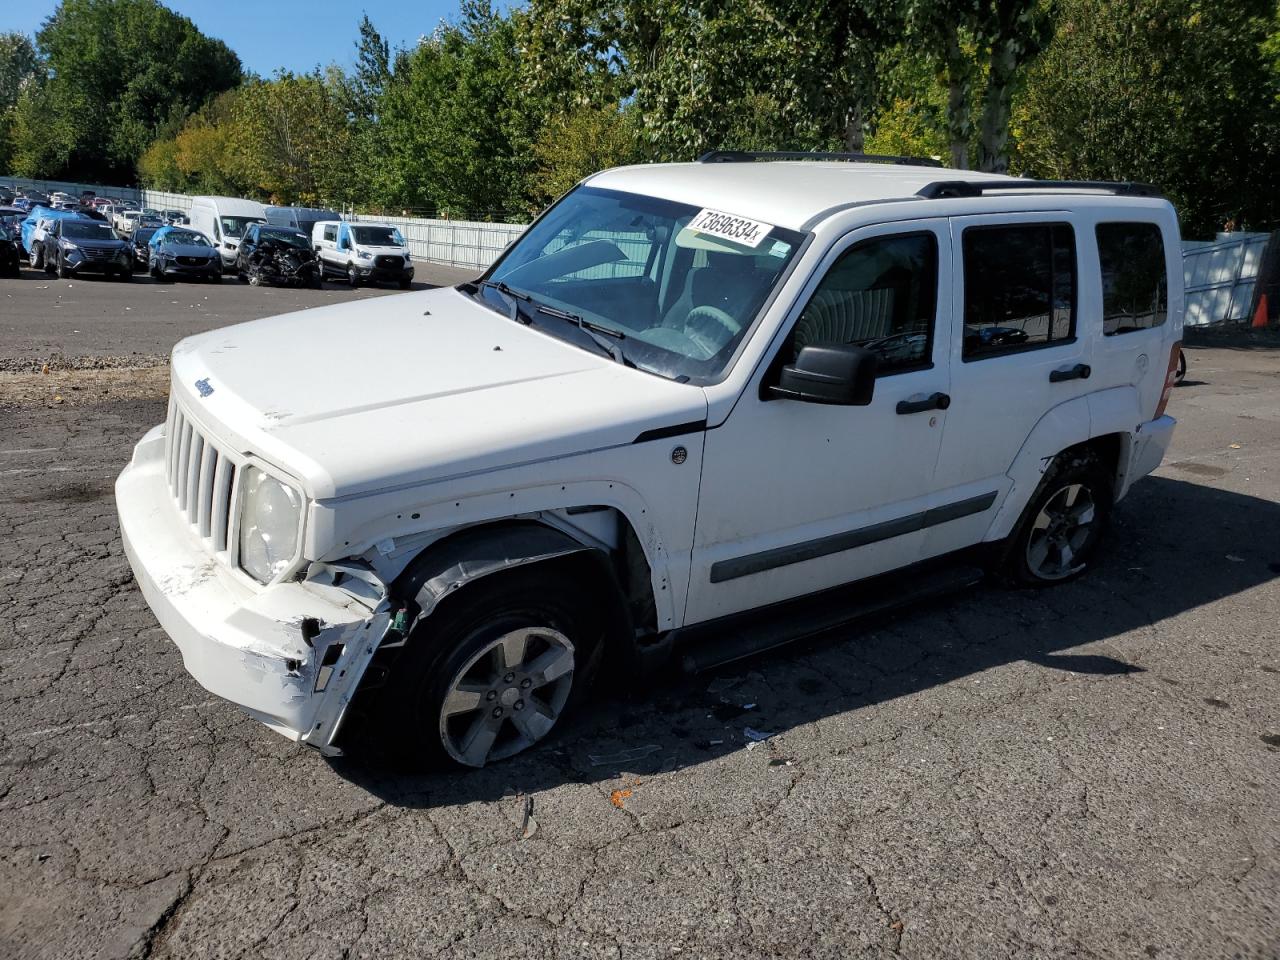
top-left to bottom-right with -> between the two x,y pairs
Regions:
116,154 -> 1181,768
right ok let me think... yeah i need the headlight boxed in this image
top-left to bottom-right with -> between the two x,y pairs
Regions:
238,466 -> 303,583
358,250 -> 372,260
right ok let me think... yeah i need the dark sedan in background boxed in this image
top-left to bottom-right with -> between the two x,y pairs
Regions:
148,228 -> 221,282
45,218 -> 133,280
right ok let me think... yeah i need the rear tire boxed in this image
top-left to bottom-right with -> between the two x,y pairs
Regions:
1001,447 -> 1114,586
372,566 -> 602,770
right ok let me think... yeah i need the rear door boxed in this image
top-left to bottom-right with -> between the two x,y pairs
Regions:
923,212 -> 1092,559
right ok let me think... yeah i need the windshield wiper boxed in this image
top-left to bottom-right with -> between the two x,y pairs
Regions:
476,280 -> 632,366
476,279 -> 533,325
533,302 -> 633,367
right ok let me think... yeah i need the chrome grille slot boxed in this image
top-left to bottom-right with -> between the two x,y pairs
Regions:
163,397 -> 240,558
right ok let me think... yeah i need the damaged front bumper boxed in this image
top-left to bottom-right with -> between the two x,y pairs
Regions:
115,423 -> 390,754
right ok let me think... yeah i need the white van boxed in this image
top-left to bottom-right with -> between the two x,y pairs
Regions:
188,196 -> 267,271
312,219 -> 414,288
118,156 -> 1181,768
265,205 -> 341,239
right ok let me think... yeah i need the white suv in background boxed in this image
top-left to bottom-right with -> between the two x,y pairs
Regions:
312,219 -> 414,288
117,154 -> 1181,769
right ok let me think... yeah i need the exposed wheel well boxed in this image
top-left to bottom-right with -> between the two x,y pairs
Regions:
1074,432 -> 1126,494
387,515 -> 655,668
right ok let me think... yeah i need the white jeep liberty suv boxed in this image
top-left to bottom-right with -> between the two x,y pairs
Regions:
116,153 -> 1182,768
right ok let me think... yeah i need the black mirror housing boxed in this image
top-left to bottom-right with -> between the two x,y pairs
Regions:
771,343 -> 878,405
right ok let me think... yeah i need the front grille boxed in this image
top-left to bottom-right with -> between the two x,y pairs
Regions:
165,398 -> 237,556
374,255 -> 402,269
84,248 -> 113,261
177,255 -> 208,266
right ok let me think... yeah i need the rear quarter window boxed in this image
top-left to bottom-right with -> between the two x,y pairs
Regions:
1096,222 -> 1167,335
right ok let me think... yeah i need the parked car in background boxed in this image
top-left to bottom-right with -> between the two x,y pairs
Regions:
21,190 -> 51,207
188,196 -> 267,271
44,217 -> 133,280
148,227 -> 221,282
12,197 -> 32,212
130,227 -> 159,270
160,209 -> 189,225
24,215 -> 59,269
0,212 -> 21,277
0,185 -> 14,205
114,208 -> 143,235
265,205 -> 341,240
136,213 -> 164,233
236,223 -> 320,287
312,219 -> 413,288
0,206 -> 25,240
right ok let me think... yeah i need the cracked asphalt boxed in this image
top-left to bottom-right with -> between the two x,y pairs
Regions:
1,276 -> 1278,960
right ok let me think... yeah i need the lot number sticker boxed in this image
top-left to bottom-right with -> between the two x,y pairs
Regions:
687,208 -> 774,249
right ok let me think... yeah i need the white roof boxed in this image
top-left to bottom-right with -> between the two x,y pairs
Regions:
587,161 -> 1016,232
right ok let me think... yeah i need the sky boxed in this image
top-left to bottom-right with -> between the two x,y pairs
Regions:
4,1 -> 471,76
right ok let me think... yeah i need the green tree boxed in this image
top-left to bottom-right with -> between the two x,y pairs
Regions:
529,105 -> 640,202
12,0 -> 240,182
1016,0 -> 1280,234
907,0 -> 1053,171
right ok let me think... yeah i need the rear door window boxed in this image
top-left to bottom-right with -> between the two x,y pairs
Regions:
961,224 -> 1076,360
1096,222 -> 1167,335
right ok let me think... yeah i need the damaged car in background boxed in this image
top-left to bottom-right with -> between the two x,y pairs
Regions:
117,156 -> 1183,768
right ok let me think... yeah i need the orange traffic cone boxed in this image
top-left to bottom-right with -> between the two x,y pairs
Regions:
1252,293 -> 1269,328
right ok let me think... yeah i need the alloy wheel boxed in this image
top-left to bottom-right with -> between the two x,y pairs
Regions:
437,626 -> 575,767
1025,483 -> 1097,581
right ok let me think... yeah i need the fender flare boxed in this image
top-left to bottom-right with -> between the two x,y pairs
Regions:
984,386 -> 1141,541
394,521 -> 601,625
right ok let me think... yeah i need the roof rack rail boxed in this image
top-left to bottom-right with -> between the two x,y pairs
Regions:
917,179 -> 1162,200
699,150 -> 943,168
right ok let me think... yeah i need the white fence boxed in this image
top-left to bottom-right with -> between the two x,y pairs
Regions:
1182,232 -> 1271,326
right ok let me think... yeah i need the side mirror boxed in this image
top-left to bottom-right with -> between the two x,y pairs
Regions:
770,343 -> 878,405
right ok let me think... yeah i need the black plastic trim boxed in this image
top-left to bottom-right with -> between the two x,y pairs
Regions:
708,491 -> 998,583
633,420 -> 707,444
919,179 -> 1162,200
700,150 -> 943,168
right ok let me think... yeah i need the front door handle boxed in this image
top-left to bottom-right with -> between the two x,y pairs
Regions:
896,392 -> 951,415
1049,363 -> 1091,383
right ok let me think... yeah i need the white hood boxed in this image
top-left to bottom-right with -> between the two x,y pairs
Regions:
170,287 -> 707,499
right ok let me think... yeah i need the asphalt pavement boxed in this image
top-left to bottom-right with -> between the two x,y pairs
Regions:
0,270 -> 1277,959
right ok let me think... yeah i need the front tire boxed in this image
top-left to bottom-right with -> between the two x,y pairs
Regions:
55,254 -> 68,279
376,568 -> 601,769
348,264 -> 361,287
1002,447 -> 1113,586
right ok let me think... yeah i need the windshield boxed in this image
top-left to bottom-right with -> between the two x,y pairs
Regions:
258,228 -> 309,248
63,222 -> 115,241
133,229 -> 157,244
161,230 -> 211,248
480,186 -> 804,382
220,216 -> 265,238
352,226 -> 404,246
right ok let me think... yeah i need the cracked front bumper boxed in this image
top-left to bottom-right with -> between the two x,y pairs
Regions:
115,423 -> 383,748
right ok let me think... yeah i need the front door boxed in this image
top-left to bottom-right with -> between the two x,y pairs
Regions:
686,220 -> 954,625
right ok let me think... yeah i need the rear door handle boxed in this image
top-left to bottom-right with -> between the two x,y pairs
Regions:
896,392 -> 951,415
1049,363 -> 1091,383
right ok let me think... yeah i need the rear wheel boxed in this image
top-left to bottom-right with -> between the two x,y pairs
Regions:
1002,448 -> 1113,586
376,567 -> 601,769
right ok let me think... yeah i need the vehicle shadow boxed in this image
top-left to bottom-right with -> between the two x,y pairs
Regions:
330,474 -> 1280,806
